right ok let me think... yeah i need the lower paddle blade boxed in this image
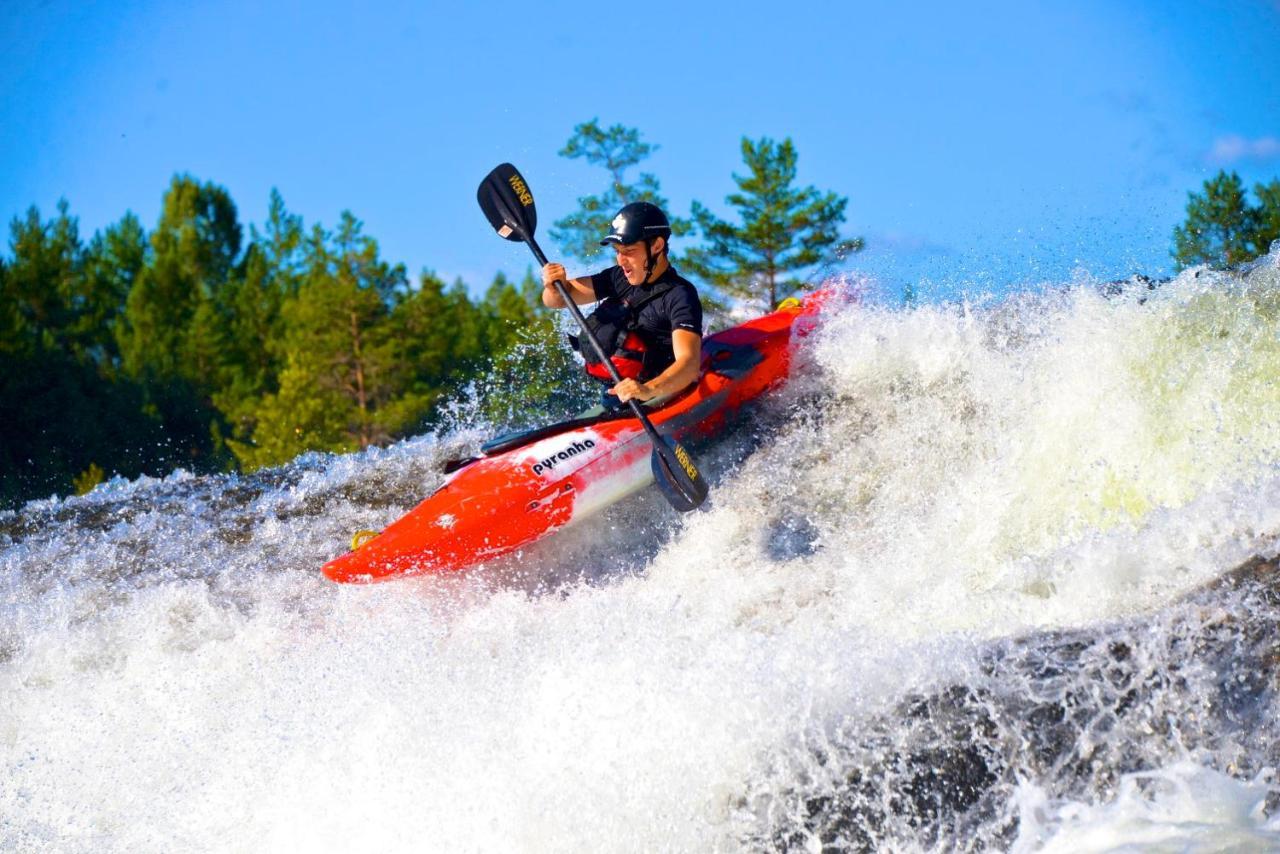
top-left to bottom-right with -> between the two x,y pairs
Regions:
477,163 -> 537,241
650,438 -> 709,512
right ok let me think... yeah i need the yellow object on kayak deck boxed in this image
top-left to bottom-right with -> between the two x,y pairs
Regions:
350,530 -> 379,551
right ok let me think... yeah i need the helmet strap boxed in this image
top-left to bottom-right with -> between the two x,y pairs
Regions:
643,238 -> 656,283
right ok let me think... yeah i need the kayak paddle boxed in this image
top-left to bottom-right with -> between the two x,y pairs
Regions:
476,162 -> 709,512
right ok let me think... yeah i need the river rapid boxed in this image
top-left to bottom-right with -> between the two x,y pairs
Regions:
4,252 -> 1280,851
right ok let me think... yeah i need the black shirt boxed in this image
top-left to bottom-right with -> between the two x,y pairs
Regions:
588,264 -> 703,375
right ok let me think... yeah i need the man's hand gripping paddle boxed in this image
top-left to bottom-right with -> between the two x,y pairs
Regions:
477,163 -> 709,512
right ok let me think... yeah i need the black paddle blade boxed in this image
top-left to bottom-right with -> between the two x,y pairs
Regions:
477,163 -> 537,241
651,438 -> 709,512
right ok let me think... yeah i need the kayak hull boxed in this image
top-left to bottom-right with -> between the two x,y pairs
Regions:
322,292 -> 825,583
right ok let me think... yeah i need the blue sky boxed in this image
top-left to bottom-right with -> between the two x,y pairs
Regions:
3,0 -> 1279,303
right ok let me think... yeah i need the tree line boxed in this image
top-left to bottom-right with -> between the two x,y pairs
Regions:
1,123 -> 859,508
11,118 -> 1265,510
0,181 -> 577,508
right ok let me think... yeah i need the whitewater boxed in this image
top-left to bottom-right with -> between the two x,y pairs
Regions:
3,251 -> 1280,852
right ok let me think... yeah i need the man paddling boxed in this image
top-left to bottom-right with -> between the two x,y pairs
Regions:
541,202 -> 703,406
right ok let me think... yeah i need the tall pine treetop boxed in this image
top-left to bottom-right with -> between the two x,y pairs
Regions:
684,137 -> 862,313
550,119 -> 690,265
1172,170 -> 1280,269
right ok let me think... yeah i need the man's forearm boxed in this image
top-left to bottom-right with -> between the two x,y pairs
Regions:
644,356 -> 700,398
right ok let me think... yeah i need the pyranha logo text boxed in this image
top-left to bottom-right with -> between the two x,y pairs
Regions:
531,439 -> 596,476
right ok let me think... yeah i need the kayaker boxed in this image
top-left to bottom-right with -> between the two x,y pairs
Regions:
541,202 -> 703,406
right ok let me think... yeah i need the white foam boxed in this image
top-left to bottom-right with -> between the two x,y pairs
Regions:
1012,762 -> 1280,853
3,254 -> 1280,850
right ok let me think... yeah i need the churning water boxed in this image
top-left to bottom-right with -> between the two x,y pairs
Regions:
3,252 -> 1280,851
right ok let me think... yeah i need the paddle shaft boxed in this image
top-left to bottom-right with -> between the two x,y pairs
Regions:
523,237 -> 670,446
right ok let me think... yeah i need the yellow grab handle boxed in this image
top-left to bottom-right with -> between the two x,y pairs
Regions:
350,529 -> 380,551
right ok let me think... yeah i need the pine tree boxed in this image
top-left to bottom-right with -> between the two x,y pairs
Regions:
204,188 -> 307,455
117,174 -> 242,386
387,269 -> 495,429
80,212 -> 147,365
1172,171 -> 1259,269
209,243 -> 288,448
259,188 -> 305,289
108,175 -> 243,472
550,119 -> 690,265
482,270 -> 539,355
1252,178 -> 1280,258
684,137 -> 862,313
229,213 -> 411,468
2,202 -> 82,356
444,277 -> 488,372
1171,171 -> 1280,270
0,202 -> 170,506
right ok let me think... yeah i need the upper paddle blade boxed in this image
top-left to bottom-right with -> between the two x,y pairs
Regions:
650,438 -> 709,512
477,163 -> 537,241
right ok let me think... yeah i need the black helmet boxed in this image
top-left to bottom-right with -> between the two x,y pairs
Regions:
600,202 -> 672,246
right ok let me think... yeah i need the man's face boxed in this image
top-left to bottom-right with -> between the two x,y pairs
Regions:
613,238 -> 663,285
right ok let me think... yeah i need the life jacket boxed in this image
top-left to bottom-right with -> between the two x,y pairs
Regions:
569,282 -> 676,383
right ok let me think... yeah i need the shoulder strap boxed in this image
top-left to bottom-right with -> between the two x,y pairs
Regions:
623,281 -> 678,314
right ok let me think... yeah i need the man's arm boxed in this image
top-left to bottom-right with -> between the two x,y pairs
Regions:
541,263 -> 598,306
611,329 -> 702,404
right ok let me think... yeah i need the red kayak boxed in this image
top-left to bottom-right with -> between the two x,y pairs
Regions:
322,290 -> 829,583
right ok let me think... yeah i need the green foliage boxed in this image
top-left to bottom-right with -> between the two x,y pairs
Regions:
1172,170 -> 1280,269
550,119 -> 691,265
208,244 -> 288,448
226,212 -> 412,468
392,273 -> 473,400
80,213 -> 147,364
73,463 -> 105,496
0,203 -> 184,506
258,188 -> 305,288
210,189 -> 306,456
109,175 -> 247,474
684,137 -> 862,313
1,179 -> 584,508
3,201 -> 83,357
117,174 -> 242,386
0,348 -> 173,507
1252,178 -> 1280,256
